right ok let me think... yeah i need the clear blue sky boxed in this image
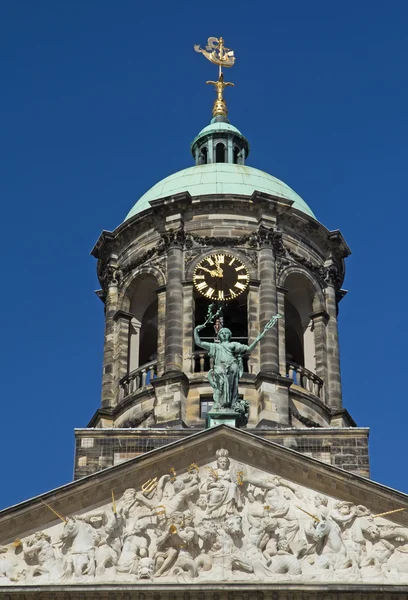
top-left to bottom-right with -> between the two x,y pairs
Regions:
1,0 -> 407,510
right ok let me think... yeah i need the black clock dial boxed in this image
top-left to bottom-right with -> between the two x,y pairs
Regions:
193,252 -> 250,301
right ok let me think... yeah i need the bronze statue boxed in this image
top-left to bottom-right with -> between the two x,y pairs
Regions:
194,311 -> 281,423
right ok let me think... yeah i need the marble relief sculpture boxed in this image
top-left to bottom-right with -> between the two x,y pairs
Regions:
1,447 -> 408,586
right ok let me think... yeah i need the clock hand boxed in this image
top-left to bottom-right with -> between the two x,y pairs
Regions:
198,266 -> 223,277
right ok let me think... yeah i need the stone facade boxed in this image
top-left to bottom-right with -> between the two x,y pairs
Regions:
0,428 -> 407,594
83,182 -> 355,475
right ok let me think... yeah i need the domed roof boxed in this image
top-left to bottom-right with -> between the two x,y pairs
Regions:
191,121 -> 247,146
124,163 -> 316,221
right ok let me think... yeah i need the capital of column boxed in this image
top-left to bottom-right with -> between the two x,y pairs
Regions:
309,309 -> 330,325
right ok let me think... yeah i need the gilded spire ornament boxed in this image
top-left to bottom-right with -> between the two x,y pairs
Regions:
194,36 -> 235,118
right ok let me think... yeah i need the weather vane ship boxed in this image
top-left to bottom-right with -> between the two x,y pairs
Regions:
194,36 -> 236,118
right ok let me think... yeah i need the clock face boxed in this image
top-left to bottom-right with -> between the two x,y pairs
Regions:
193,252 -> 250,301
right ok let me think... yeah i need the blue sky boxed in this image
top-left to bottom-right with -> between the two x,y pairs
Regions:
1,0 -> 407,510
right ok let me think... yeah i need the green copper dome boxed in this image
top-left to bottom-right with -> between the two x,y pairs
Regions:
124,163 -> 315,221
191,122 -> 247,146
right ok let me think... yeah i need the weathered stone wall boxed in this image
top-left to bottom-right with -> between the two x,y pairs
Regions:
74,426 -> 369,480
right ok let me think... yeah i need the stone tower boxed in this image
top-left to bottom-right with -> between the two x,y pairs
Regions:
74,59 -> 368,480
3,41 -> 408,598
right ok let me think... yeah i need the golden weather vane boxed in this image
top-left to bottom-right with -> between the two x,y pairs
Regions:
194,36 -> 235,118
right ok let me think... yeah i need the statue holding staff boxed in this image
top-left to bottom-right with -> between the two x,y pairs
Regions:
194,311 -> 282,417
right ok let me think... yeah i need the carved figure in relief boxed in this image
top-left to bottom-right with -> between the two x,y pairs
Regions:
60,517 -> 96,578
22,532 -> 65,580
0,546 -> 27,582
117,519 -> 149,575
138,474 -> 199,518
154,511 -> 197,578
204,449 -> 242,518
313,518 -> 352,571
314,495 -> 329,520
137,556 -> 155,580
243,473 -> 305,556
4,446 -> 408,585
94,531 -> 117,577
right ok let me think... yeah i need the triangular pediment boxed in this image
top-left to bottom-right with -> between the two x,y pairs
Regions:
1,426 -> 408,589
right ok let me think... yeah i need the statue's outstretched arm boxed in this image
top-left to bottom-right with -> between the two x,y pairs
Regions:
247,314 -> 282,353
194,324 -> 211,351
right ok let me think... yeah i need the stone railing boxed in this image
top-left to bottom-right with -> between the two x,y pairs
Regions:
192,351 -> 249,374
287,361 -> 324,399
119,360 -> 157,400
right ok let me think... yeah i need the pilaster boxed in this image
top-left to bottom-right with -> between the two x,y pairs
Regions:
310,309 -> 330,405
151,371 -> 189,426
163,226 -> 184,374
100,257 -> 121,409
259,244 -> 279,374
277,285 -> 289,376
325,279 -> 343,408
256,371 -> 292,426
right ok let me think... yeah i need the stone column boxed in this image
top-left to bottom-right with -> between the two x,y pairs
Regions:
182,282 -> 195,373
277,286 -> 288,376
207,137 -> 214,164
325,281 -> 343,408
156,288 -> 166,376
259,245 -> 279,374
113,311 -> 133,381
310,310 -> 329,403
247,281 -> 260,374
227,136 -> 233,163
164,242 -> 184,373
101,261 -> 120,409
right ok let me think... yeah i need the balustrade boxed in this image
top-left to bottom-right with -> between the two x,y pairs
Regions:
191,351 -> 249,374
286,361 -> 324,399
119,360 -> 157,400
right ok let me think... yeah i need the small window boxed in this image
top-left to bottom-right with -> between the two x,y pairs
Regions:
200,398 -> 214,419
215,143 -> 226,163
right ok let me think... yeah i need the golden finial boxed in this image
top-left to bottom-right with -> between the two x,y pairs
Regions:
194,36 -> 235,118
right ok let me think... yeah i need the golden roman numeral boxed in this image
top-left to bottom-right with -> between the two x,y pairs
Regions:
194,274 -> 205,280
205,287 -> 214,298
206,257 -> 214,266
218,290 -> 224,300
216,254 -> 225,264
238,274 -> 249,280
196,281 -> 208,291
229,289 -> 237,298
235,282 -> 246,291
229,257 -> 236,266
235,265 -> 245,272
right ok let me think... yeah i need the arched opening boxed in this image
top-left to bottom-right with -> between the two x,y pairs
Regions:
233,146 -> 240,164
284,273 -> 318,374
215,142 -> 226,163
128,274 -> 158,373
200,146 -> 208,165
193,293 -> 248,373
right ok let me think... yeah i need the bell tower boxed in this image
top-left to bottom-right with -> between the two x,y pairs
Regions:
75,39 -> 368,481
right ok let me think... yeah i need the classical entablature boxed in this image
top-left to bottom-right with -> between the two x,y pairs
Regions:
2,426 -> 408,596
